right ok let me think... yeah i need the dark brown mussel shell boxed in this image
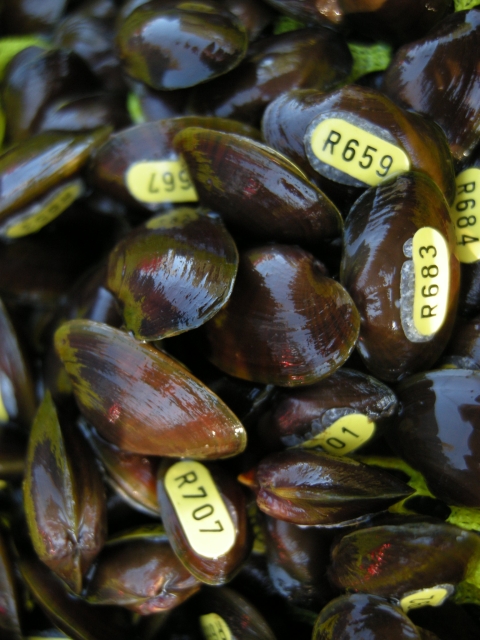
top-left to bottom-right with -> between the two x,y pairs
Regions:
328,522 -> 480,601
43,262 -> 123,403
204,244 -> 358,387
85,526 -> 200,614
387,369 -> 480,508
0,529 -> 22,640
383,8 -> 480,162
54,320 -> 247,459
90,116 -> 260,211
262,85 -> 456,205
107,207 -> 238,341
19,546 -> 133,640
341,0 -> 451,45
23,392 -> 107,594
258,368 -> 397,452
82,422 -> 160,517
238,449 -> 413,526
2,46 -> 100,143
54,9 -> 124,92
189,27 -> 352,127
1,0 -> 67,34
174,129 -> 343,247
0,177 -> 85,240
341,171 -> 460,382
259,0 -> 344,28
116,0 -> 248,90
262,515 -> 333,610
38,93 -> 130,135
196,586 -> 276,640
0,296 -> 36,427
312,594 -> 423,640
443,315 -> 480,370
0,128 -> 110,222
157,458 -> 251,585
223,0 -> 274,41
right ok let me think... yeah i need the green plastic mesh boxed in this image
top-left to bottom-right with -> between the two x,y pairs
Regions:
454,0 -> 480,11
127,93 -> 146,125
347,42 -> 393,82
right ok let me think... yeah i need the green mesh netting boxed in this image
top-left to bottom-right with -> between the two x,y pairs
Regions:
273,16 -> 306,35
454,0 -> 480,11
347,42 -> 393,82
127,93 -> 146,125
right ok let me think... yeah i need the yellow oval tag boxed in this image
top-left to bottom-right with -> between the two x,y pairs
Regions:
125,158 -> 199,204
400,585 -> 453,612
305,116 -> 410,187
301,413 -> 375,455
3,181 -> 82,238
451,168 -> 480,263
164,460 -> 236,559
200,613 -> 232,640
412,227 -> 450,337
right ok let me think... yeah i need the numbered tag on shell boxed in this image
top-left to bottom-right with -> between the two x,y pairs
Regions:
400,584 -> 454,612
450,168 -> 480,263
125,158 -> 198,204
300,412 -> 375,456
164,460 -> 236,559
305,112 -> 410,188
400,227 -> 450,342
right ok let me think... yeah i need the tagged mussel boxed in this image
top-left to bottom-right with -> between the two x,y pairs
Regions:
328,522 -> 480,604
107,207 -> 238,341
204,244 -> 359,387
54,320 -> 247,459
157,458 -> 251,585
258,368 -> 397,453
341,171 -> 460,382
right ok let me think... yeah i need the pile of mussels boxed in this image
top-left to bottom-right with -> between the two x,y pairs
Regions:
3,0 -> 480,638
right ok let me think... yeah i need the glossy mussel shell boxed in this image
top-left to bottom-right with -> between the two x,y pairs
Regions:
85,527 -> 200,614
387,369 -> 480,507
312,594 -> 423,640
0,128 -> 110,221
54,320 -> 247,459
157,459 -> 251,585
107,207 -> 238,341
189,27 -> 352,126
383,8 -> 480,161
262,85 -> 456,205
24,392 -> 107,594
116,0 -> 248,90
258,368 -> 397,451
205,244 -> 359,387
91,116 -> 260,210
328,522 -> 480,599
174,128 -> 343,247
239,449 -> 413,526
341,171 -> 460,382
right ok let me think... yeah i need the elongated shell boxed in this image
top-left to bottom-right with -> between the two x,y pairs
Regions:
54,320 -> 247,459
